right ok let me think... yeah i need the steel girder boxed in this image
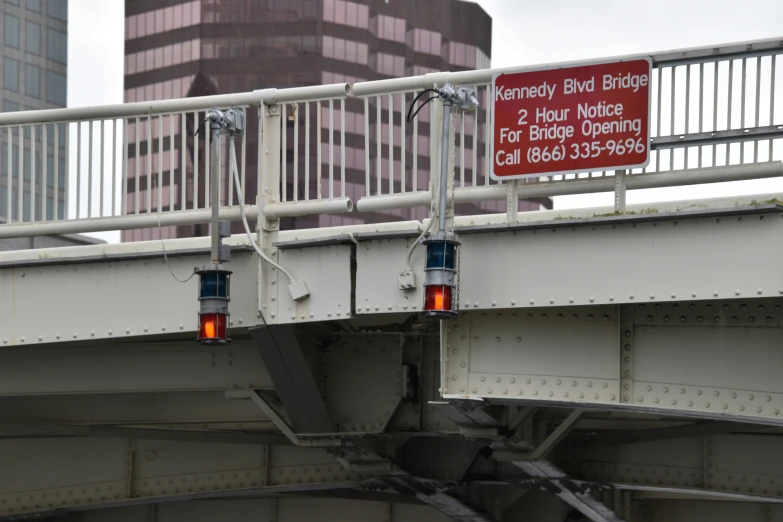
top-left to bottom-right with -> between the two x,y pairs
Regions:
564,433 -> 783,503
443,299 -> 783,424
41,497 -> 457,522
0,437 -> 363,519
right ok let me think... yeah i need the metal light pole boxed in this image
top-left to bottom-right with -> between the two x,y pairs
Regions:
421,84 -> 478,318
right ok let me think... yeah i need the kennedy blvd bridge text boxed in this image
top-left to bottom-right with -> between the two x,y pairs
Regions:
491,59 -> 652,179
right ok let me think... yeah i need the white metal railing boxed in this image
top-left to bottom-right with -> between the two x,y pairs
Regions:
0,37 -> 780,240
0,84 -> 350,237
353,36 -> 783,213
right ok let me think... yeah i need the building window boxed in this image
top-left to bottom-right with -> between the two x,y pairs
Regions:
476,48 -> 490,69
322,36 -> 368,65
126,1 -> 200,40
373,53 -> 405,77
45,70 -> 66,105
323,0 -> 368,28
447,42 -> 477,68
25,64 -> 40,97
47,28 -> 67,64
26,21 -> 41,55
4,57 -> 19,92
412,28 -> 441,56
376,15 -> 405,43
47,0 -> 67,21
27,0 -> 40,11
4,14 -> 20,48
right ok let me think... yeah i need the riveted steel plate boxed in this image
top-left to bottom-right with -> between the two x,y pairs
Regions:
457,211 -> 783,311
443,308 -> 620,402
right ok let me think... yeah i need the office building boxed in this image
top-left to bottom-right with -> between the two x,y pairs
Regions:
0,0 -> 68,223
123,0 -> 550,241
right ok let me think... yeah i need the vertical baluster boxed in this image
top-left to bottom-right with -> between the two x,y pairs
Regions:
727,60 -> 734,164
388,94 -> 393,195
740,58 -> 747,164
135,118 -> 140,214
770,55 -> 777,161
305,102 -> 311,200
317,101 -> 322,199
31,125 -> 36,221
180,113 -> 186,210
329,99 -> 334,199
88,122 -> 94,217
193,112 -> 199,209
412,96 -> 418,192
17,126 -> 23,220
205,112 -> 211,208
241,113 -> 247,203
376,96 -> 381,195
460,113 -> 465,186
5,128 -> 11,222
340,98 -> 346,198
55,124 -> 61,220
670,67 -> 676,170
484,86 -> 491,184
41,124 -> 47,219
684,65 -> 690,168
169,115 -> 175,211
100,121 -> 105,217
472,108 -> 478,185
400,93 -> 406,193
712,62 -> 719,166
111,119 -> 117,216
656,68 -> 662,171
281,104 -> 287,202
364,98 -> 370,197
293,103 -> 298,202
754,56 -> 761,162
148,117 -> 154,212
76,123 -> 81,218
698,63 -> 704,167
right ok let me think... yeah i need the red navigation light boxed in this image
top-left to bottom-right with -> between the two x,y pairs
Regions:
198,313 -> 228,344
424,285 -> 452,314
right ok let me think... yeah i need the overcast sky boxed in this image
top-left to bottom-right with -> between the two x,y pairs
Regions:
67,0 -> 783,242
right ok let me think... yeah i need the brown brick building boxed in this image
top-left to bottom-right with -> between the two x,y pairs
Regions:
122,0 -> 549,241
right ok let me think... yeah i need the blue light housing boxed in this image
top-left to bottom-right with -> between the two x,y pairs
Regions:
199,271 -> 230,299
425,241 -> 456,270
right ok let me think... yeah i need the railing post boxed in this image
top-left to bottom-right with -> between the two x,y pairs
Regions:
614,169 -> 627,212
258,103 -> 282,321
506,180 -> 519,223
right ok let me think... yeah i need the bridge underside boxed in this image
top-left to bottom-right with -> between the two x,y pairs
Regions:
3,205 -> 783,522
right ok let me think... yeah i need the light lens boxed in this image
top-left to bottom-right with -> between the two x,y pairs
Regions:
425,242 -> 456,270
199,313 -> 227,340
199,272 -> 229,299
424,285 -> 452,312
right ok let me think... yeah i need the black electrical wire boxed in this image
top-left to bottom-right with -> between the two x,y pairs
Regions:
406,88 -> 440,122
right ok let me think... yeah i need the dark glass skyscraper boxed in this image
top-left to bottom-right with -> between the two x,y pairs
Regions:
122,0 -> 550,241
0,0 -> 68,223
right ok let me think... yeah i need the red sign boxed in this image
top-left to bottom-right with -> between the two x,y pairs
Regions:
491,58 -> 652,180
